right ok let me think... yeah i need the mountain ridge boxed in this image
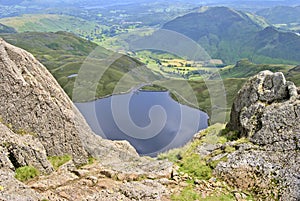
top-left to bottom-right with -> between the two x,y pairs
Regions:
163,6 -> 300,64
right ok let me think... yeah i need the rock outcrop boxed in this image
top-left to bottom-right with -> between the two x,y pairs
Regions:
217,71 -> 300,200
0,169 -> 43,201
0,38 -> 90,164
26,161 -> 171,201
0,122 -> 53,174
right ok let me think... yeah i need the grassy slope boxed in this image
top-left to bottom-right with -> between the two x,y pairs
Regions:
243,27 -> 300,64
216,59 -> 299,89
163,7 -> 263,64
158,123 -> 255,200
256,6 -> 300,31
188,78 -> 247,123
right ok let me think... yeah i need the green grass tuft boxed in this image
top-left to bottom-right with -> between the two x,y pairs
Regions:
14,128 -> 37,137
157,147 -> 186,162
171,185 -> 201,201
88,157 -> 96,165
48,155 -> 72,170
208,156 -> 228,169
179,154 -> 212,180
220,128 -> 240,141
201,194 -> 235,201
224,146 -> 236,153
15,166 -> 40,182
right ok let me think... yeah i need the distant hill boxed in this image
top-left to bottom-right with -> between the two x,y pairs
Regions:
0,32 -> 151,101
256,6 -> 300,24
256,6 -> 300,31
211,58 -> 299,91
0,14 -> 106,35
163,6 -> 300,64
243,26 -> 300,64
216,59 -> 293,79
0,23 -> 16,33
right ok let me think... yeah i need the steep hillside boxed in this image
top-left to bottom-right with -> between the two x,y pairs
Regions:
244,26 -> 300,64
0,32 -> 151,101
163,7 -> 265,63
163,6 -> 300,64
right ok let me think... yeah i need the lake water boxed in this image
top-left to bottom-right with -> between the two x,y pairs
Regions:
75,90 -> 209,156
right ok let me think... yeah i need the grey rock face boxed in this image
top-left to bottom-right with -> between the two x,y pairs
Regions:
218,71 -> 300,200
0,169 -> 43,201
0,146 -> 14,170
119,180 -> 168,200
227,70 -> 297,137
0,122 -> 53,174
0,38 -> 89,165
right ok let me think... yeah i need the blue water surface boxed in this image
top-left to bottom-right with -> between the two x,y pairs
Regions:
75,90 -> 208,156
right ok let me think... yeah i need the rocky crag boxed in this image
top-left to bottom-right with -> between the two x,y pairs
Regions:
164,70 -> 300,200
217,71 -> 300,200
0,38 -> 173,200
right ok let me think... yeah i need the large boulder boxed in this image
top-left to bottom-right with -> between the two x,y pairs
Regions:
217,71 -> 300,200
227,70 -> 298,137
